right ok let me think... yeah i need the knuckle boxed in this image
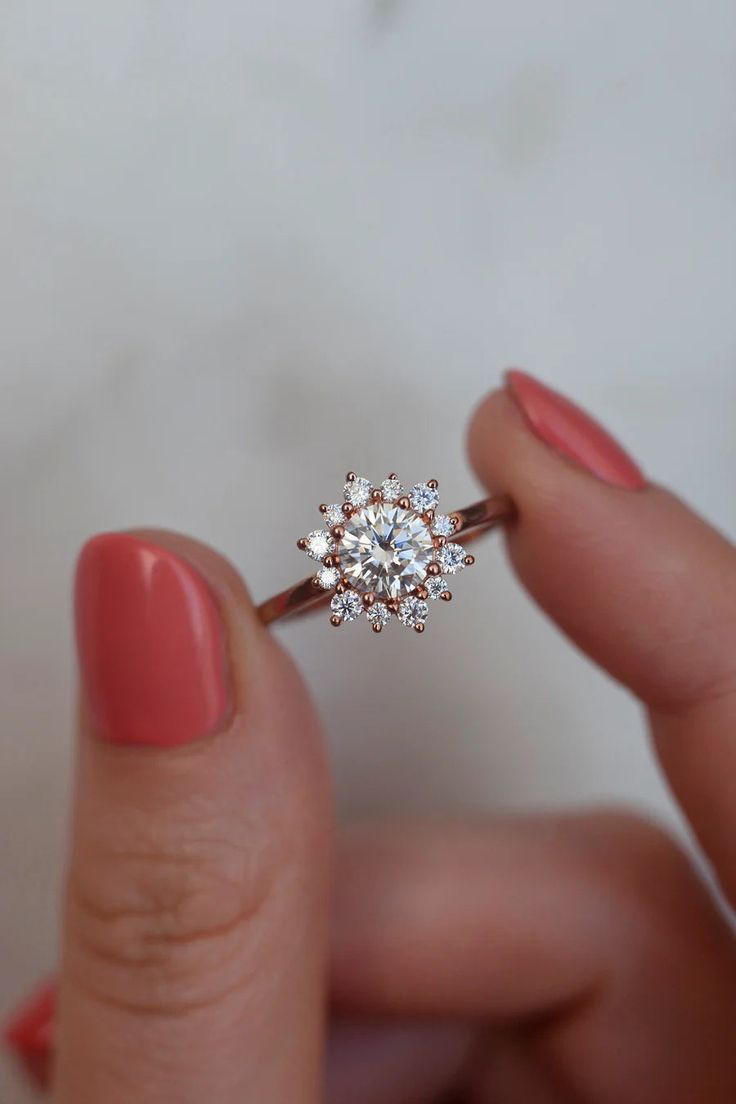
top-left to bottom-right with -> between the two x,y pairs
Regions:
568,809 -> 736,997
575,808 -> 697,912
66,832 -> 274,1015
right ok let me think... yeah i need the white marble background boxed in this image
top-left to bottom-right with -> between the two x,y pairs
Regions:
2,1 -> 736,1097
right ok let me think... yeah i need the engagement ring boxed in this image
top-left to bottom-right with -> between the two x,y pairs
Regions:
258,473 -> 515,634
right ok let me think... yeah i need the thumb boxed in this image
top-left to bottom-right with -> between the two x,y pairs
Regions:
55,530 -> 330,1104
468,372 -> 736,905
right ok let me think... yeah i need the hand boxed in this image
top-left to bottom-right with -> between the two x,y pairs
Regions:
5,373 -> 736,1103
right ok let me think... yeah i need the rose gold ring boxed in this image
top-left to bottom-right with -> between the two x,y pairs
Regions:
257,472 -> 515,634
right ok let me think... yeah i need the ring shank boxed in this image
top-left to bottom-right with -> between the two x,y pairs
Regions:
257,492 -> 516,626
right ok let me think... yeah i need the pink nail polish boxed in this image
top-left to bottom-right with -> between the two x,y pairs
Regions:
505,370 -> 645,490
75,534 -> 231,746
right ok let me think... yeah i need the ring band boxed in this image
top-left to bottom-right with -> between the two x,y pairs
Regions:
258,491 -> 515,627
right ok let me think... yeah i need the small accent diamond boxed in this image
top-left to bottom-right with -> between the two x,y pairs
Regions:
315,565 -> 340,590
344,476 -> 372,508
410,482 -> 440,512
425,574 -> 448,600
380,478 -> 403,503
305,530 -> 336,561
398,595 -> 429,627
436,542 -> 466,574
431,514 -> 455,538
330,590 -> 363,622
323,503 -> 345,527
367,602 -> 392,629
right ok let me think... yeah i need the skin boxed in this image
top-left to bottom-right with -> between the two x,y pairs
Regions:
52,388 -> 736,1103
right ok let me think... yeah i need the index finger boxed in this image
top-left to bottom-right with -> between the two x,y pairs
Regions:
468,372 -> 736,906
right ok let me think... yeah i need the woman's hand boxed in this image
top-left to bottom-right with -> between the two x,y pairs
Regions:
6,373 -> 736,1103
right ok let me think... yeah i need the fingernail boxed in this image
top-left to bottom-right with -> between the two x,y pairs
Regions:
4,979 -> 56,1089
75,534 -> 231,746
4,979 -> 56,1055
505,370 -> 645,490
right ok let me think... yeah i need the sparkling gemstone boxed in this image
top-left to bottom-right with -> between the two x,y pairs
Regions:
425,574 -> 448,600
330,590 -> 363,622
340,503 -> 435,599
305,529 -> 336,561
315,565 -> 340,590
343,476 -> 372,508
436,542 -> 466,574
381,477 -> 403,503
398,595 -> 429,628
410,482 -> 439,512
323,503 -> 345,527
431,514 -> 455,538
367,602 -> 392,629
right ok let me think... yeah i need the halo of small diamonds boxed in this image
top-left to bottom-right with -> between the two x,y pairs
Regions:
298,473 -> 473,633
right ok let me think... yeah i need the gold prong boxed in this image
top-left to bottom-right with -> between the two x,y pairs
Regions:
372,622 -> 383,634
397,495 -> 410,509
297,537 -> 308,551
342,502 -> 355,517
371,488 -> 383,503
362,592 -> 376,608
332,524 -> 345,540
427,562 -> 441,576
427,479 -> 439,490
319,503 -> 328,515
441,590 -> 452,602
414,585 -> 428,600
388,598 -> 400,612
324,554 -> 336,568
450,513 -> 461,532
336,581 -> 346,594
464,554 -> 475,566
311,576 -> 323,590
414,623 -> 426,634
423,509 -> 435,524
387,471 -> 398,480
433,535 -> 447,548
330,614 -> 342,627
346,471 -> 356,483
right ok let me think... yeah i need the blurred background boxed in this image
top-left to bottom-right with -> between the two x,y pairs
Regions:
2,1 -> 736,1097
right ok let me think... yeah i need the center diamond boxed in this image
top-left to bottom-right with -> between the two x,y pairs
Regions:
340,503 -> 434,599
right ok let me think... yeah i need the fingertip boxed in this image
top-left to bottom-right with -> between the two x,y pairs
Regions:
75,531 -> 234,747
469,371 -> 646,494
465,376 -> 736,713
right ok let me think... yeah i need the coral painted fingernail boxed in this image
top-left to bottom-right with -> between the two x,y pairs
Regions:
505,370 -> 645,490
75,534 -> 231,746
4,979 -> 55,1055
4,979 -> 56,1089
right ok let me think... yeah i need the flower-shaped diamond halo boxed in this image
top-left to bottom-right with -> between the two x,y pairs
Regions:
296,472 -> 475,633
